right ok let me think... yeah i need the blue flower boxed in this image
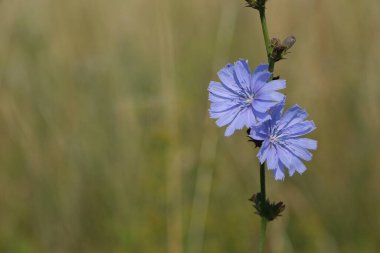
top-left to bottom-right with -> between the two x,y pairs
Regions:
208,59 -> 286,136
249,100 -> 317,180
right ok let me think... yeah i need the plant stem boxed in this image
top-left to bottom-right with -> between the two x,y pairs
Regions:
260,162 -> 266,200
258,216 -> 267,253
258,162 -> 267,253
257,5 -> 275,253
258,8 -> 275,73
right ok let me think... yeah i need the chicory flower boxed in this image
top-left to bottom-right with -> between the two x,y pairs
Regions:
209,59 -> 286,136
249,100 -> 317,180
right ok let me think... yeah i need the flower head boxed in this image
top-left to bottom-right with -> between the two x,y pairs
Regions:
249,100 -> 317,180
208,59 -> 286,136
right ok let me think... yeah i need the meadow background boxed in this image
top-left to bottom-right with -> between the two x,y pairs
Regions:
0,0 -> 380,252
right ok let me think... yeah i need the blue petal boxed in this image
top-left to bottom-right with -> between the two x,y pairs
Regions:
266,146 -> 279,171
291,156 -> 307,175
251,71 -> 272,93
224,110 -> 248,136
257,79 -> 286,94
277,105 -> 309,131
276,145 -> 292,169
208,81 -> 238,98
215,106 -> 242,127
232,107 -> 256,129
274,160 -> 285,180
253,63 -> 269,75
245,108 -> 256,127
238,58 -> 251,72
217,64 -> 241,92
249,122 -> 269,140
286,138 -> 317,150
253,100 -> 279,113
209,99 -> 237,110
268,99 -> 286,123
284,141 -> 313,161
209,102 -> 240,114
209,93 -> 228,103
210,103 -> 237,119
256,91 -> 285,102
252,107 -> 272,123
257,139 -> 270,164
282,120 -> 316,137
277,145 -> 307,175
253,92 -> 285,113
233,59 -> 251,89
209,109 -> 228,119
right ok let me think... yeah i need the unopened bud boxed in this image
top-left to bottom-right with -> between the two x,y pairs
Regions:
282,35 -> 296,50
249,192 -> 286,221
270,37 -> 282,48
270,35 -> 296,62
245,0 -> 267,9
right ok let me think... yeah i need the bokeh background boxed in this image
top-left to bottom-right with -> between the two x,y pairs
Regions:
1,0 -> 380,252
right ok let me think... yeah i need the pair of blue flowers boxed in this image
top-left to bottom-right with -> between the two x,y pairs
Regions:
208,59 -> 317,180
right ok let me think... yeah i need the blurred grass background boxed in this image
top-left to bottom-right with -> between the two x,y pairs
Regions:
0,0 -> 380,252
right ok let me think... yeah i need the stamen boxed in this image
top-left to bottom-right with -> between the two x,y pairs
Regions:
245,94 -> 254,104
269,135 -> 279,143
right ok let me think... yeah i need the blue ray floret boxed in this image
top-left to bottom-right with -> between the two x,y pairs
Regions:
208,59 -> 286,136
249,100 -> 317,180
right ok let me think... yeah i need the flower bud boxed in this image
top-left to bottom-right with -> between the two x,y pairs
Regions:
249,193 -> 286,221
270,35 -> 296,62
245,0 -> 267,9
270,37 -> 282,48
282,35 -> 296,50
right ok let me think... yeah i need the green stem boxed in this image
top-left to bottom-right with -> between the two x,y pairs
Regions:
258,162 -> 267,253
257,5 -> 275,253
258,9 -> 271,60
258,8 -> 275,73
260,162 -> 266,200
258,217 -> 268,253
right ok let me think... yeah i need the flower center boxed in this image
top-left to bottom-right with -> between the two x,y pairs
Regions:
269,135 -> 279,144
244,94 -> 254,105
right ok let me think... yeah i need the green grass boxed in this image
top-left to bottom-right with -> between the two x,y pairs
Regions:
0,0 -> 379,252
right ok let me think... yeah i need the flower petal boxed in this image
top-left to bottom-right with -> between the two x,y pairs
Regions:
217,64 -> 241,92
266,146 -> 279,171
251,71 -> 272,93
282,120 -> 316,137
224,110 -> 248,136
256,91 -> 285,102
245,107 -> 256,127
252,100 -> 270,113
209,103 -> 240,117
257,139 -> 270,164
286,138 -> 317,150
274,160 -> 285,180
257,79 -> 286,94
209,93 -> 227,103
215,106 -> 242,127
277,105 -> 309,131
233,59 -> 251,88
284,141 -> 313,161
208,81 -> 238,98
252,107 -> 272,123
249,122 -> 269,140
277,145 -> 307,175
291,156 -> 307,175
253,64 -> 269,75
253,97 -> 283,113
